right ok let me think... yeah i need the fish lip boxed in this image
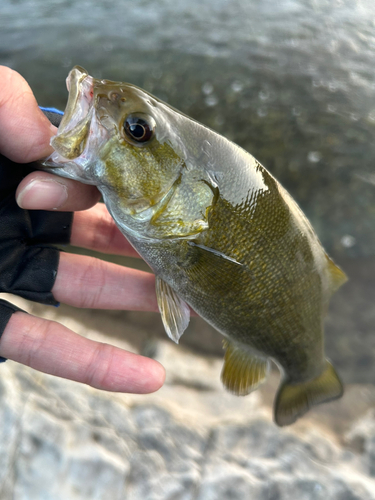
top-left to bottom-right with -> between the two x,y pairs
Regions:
48,66 -> 96,161
58,65 -> 94,135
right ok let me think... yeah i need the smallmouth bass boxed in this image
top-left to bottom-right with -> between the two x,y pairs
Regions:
44,66 -> 347,426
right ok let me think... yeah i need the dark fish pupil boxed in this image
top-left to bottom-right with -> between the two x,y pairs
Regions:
124,115 -> 154,143
129,123 -> 145,139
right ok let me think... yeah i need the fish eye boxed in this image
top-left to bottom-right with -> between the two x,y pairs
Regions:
123,114 -> 155,144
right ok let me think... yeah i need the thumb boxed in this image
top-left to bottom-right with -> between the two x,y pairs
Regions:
0,66 -> 57,163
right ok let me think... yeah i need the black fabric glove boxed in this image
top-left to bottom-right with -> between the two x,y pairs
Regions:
0,109 -> 73,362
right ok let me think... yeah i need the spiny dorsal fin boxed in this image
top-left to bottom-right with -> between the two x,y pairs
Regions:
274,360 -> 343,426
155,276 -> 190,344
325,255 -> 347,293
221,340 -> 270,396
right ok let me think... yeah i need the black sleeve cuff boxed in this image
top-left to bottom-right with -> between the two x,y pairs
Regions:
0,192 -> 72,305
0,299 -> 27,363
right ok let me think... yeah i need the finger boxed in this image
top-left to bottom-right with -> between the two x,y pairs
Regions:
17,174 -> 140,256
53,252 -> 158,311
0,66 -> 56,162
0,312 -> 165,393
16,171 -> 101,211
71,203 -> 140,257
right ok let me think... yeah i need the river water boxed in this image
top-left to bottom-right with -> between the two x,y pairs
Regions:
2,0 -> 375,257
1,0 -> 375,495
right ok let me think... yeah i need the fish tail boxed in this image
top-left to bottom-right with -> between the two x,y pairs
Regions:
274,360 -> 343,427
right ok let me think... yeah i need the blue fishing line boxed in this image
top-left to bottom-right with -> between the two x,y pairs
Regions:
39,106 -> 64,115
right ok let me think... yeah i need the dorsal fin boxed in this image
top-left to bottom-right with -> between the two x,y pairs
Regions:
325,255 -> 347,293
221,340 -> 270,396
155,276 -> 190,343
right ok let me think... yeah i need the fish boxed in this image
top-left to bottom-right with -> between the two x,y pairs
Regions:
44,66 -> 347,426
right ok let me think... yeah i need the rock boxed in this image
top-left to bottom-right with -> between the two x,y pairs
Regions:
345,410 -> 375,479
0,296 -> 375,499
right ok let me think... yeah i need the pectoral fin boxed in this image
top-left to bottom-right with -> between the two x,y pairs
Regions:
221,340 -> 270,396
274,360 -> 343,426
155,276 -> 190,343
187,242 -> 243,267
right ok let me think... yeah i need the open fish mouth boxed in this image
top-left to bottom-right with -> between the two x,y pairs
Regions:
59,66 -> 94,136
49,66 -> 95,161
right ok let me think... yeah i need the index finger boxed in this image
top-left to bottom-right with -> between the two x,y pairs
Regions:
0,66 -> 56,162
0,311 -> 165,393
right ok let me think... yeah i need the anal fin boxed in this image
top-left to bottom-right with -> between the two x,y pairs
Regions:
221,340 -> 270,396
155,276 -> 190,344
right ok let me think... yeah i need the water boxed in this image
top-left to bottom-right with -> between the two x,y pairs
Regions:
0,0 -> 375,495
2,0 -> 374,257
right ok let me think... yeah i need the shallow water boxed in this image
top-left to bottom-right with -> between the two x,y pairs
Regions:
0,0 -> 375,495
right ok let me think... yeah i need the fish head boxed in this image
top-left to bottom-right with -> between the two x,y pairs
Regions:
45,66 -> 185,214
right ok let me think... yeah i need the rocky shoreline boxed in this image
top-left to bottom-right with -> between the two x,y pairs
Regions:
1,297 -> 375,499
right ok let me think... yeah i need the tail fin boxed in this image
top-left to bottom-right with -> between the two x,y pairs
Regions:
274,360 -> 343,426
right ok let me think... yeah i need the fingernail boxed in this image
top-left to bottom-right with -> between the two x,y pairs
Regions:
17,179 -> 68,210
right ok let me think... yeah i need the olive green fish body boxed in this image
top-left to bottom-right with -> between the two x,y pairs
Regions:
128,161 -> 326,380
45,67 -> 346,426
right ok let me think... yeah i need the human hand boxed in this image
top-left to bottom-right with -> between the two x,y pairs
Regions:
0,66 -> 165,393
